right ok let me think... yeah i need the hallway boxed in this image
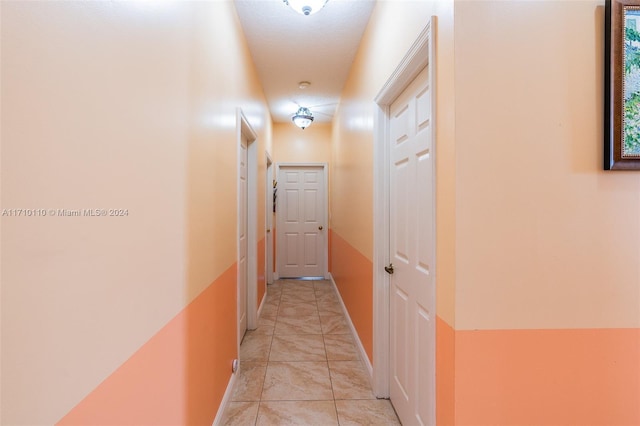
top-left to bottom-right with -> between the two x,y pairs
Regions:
221,279 -> 400,425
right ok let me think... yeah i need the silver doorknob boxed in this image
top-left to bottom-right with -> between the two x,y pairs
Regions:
318,226 -> 323,230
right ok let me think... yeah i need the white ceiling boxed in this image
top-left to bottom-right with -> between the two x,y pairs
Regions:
234,0 -> 376,124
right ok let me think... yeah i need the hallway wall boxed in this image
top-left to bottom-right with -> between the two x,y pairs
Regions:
333,0 -> 638,424
271,122 -> 332,275
453,0 -> 639,423
1,2 -> 271,424
330,0 -> 455,407
273,122 -> 332,164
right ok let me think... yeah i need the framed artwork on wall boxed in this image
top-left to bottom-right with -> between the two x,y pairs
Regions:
605,0 -> 640,170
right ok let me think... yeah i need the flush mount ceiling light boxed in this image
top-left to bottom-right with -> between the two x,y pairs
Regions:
282,0 -> 328,16
292,106 -> 314,129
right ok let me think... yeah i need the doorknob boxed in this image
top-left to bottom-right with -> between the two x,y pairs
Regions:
384,263 -> 394,274
318,226 -> 323,230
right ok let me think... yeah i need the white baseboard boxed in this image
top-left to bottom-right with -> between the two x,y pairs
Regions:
211,371 -> 237,426
256,289 -> 266,324
327,273 -> 374,381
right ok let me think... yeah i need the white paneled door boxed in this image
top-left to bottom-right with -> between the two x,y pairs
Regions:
238,135 -> 248,342
277,165 -> 326,278
389,66 -> 435,426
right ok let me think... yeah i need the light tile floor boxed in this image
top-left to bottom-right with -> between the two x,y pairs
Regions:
221,279 -> 401,425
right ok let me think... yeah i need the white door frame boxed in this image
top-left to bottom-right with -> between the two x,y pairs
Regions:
372,18 -> 436,401
237,108 -> 258,344
275,162 -> 329,280
266,152 -> 274,285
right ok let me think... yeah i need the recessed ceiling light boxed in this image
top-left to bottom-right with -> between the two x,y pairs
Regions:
298,81 -> 311,89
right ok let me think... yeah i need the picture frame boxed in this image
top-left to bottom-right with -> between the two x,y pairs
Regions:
605,0 -> 640,170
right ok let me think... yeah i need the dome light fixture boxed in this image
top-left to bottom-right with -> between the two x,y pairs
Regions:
292,106 -> 314,130
282,0 -> 328,16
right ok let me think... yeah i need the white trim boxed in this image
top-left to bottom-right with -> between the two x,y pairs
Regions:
275,162 -> 329,279
248,137 -> 258,330
372,102 -> 391,397
257,283 -> 267,320
211,370 -> 238,426
328,273 -> 373,380
372,18 -> 437,411
237,109 -> 259,344
266,152 -> 274,285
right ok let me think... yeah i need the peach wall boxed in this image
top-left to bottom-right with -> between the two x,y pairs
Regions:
455,328 -> 640,425
1,2 -> 270,424
436,316 -> 455,426
455,0 -> 640,330
331,0 -> 456,325
333,0 -> 639,424
331,3 -> 457,416
331,232 -> 373,362
272,122 -> 332,275
449,1 -> 640,422
257,237 -> 266,308
57,265 -> 237,426
273,122 -> 332,164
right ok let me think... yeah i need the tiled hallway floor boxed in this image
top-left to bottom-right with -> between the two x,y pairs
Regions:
221,279 -> 401,425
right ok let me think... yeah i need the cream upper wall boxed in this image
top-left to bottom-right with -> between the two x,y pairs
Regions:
455,0 -> 640,330
332,0 -> 456,323
1,2 -> 270,424
273,122 -> 332,164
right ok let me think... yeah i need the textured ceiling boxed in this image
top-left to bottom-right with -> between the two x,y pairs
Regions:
234,0 -> 376,123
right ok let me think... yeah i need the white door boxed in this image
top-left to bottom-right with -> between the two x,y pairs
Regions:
389,66 -> 435,426
277,165 -> 326,278
238,136 -> 248,342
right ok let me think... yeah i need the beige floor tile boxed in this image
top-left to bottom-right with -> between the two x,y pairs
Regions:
262,361 -> 333,401
222,401 -> 259,426
324,334 -> 360,361
281,291 -> 317,304
317,299 -> 343,315
316,290 -> 339,302
329,360 -> 375,399
231,362 -> 267,402
256,401 -> 338,426
335,400 -> 401,425
320,314 -> 350,334
260,305 -> 279,321
270,334 -> 326,361
281,280 -> 314,289
275,314 -> 322,335
279,300 -> 318,312
250,317 -> 275,336
277,303 -> 319,319
240,333 -> 272,362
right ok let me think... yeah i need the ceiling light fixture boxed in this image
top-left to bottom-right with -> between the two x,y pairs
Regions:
282,0 -> 328,16
292,106 -> 314,130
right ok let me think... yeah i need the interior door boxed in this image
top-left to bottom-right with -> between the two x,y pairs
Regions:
389,66 -> 435,426
277,165 -> 326,278
238,136 -> 248,342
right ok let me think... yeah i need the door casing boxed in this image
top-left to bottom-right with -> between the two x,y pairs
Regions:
275,163 -> 329,280
372,18 -> 437,416
266,152 -> 274,285
237,108 -> 258,348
